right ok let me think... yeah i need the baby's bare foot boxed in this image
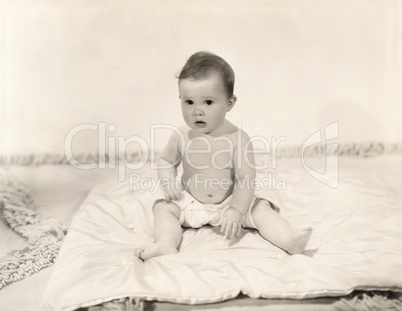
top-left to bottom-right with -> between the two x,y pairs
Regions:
134,242 -> 178,261
286,227 -> 312,255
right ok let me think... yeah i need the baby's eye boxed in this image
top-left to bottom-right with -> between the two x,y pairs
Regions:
185,100 -> 194,105
205,100 -> 213,105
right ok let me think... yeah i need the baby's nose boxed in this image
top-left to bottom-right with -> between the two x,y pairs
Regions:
193,106 -> 204,116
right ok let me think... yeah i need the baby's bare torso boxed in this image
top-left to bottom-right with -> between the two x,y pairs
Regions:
180,127 -> 238,204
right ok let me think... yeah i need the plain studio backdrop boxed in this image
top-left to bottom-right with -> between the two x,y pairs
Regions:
0,0 -> 401,157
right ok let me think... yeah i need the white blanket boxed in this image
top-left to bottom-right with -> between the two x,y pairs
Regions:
43,157 -> 402,310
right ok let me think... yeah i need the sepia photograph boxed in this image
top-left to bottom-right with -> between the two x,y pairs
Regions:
0,0 -> 401,310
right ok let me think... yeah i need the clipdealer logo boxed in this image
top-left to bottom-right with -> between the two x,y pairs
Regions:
64,121 -> 339,188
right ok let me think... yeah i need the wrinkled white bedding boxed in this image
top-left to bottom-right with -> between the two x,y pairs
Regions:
43,156 -> 402,310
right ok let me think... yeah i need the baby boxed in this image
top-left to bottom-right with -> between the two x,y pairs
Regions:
136,51 -> 312,260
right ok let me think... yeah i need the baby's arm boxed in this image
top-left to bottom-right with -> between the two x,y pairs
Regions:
157,131 -> 183,201
221,130 -> 256,238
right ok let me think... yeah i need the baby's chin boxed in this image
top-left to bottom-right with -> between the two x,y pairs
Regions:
192,127 -> 211,134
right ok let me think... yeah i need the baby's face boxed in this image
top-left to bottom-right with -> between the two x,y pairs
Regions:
179,73 -> 234,135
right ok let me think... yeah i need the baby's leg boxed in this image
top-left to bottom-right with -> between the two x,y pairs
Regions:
135,201 -> 182,260
251,200 -> 312,254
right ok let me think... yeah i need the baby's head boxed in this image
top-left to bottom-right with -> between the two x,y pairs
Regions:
178,51 -> 235,98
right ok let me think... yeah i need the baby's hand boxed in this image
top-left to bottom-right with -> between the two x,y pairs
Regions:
163,186 -> 183,201
220,207 -> 244,239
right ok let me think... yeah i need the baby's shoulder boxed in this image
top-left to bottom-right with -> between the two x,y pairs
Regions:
224,126 -> 251,142
235,128 -> 251,139
167,124 -> 190,146
177,124 -> 190,134
176,124 -> 191,141
228,128 -> 253,151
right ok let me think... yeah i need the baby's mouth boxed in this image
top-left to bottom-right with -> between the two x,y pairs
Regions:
195,121 -> 207,128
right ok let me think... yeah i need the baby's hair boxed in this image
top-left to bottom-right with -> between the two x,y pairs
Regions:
178,51 -> 235,97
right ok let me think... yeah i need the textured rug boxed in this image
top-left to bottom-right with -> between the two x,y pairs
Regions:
333,291 -> 402,311
0,170 -> 66,289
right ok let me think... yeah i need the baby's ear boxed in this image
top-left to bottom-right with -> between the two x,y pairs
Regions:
227,95 -> 237,111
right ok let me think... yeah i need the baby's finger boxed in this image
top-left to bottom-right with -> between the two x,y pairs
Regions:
164,191 -> 172,201
224,220 -> 233,237
236,223 -> 242,237
220,218 -> 228,234
172,189 -> 183,200
220,221 -> 226,233
230,222 -> 239,239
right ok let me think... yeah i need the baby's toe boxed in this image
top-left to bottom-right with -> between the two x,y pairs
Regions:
134,247 -> 145,260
